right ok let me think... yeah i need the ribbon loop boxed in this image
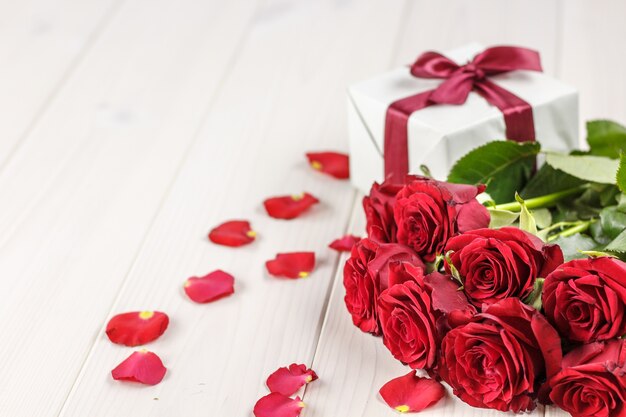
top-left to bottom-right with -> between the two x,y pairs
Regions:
384,46 -> 542,182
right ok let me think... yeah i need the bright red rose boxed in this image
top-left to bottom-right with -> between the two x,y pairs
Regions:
377,264 -> 437,369
543,257 -> 626,344
439,298 -> 562,413
394,176 -> 489,261
549,339 -> 626,417
343,238 -> 424,335
444,227 -> 563,306
363,181 -> 403,243
423,272 -> 476,333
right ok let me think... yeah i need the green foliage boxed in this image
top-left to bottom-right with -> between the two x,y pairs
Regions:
617,153 -> 626,193
447,141 -> 540,203
587,120 -> 626,158
520,164 -> 584,199
552,233 -> 600,261
545,153 -> 619,185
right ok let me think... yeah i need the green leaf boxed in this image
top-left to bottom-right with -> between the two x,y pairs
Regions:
516,193 -> 537,235
520,163 -> 584,199
545,153 -> 619,185
579,250 -> 617,258
523,278 -> 544,311
617,153 -> 626,193
488,209 -> 519,229
447,141 -> 540,203
600,206 -> 626,239
587,120 -> 626,158
552,233 -> 600,261
532,208 -> 552,229
606,229 -> 626,253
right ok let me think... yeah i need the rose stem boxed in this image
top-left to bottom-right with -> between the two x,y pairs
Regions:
547,219 -> 596,241
493,185 -> 587,212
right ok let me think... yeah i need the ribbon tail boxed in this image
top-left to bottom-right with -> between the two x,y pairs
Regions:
475,79 -> 536,142
384,91 -> 432,182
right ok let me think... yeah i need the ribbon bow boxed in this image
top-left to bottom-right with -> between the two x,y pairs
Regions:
384,46 -> 543,182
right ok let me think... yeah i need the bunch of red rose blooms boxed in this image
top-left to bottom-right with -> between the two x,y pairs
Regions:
344,175 -> 626,417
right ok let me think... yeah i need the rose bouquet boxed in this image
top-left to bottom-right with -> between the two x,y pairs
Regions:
344,120 -> 626,416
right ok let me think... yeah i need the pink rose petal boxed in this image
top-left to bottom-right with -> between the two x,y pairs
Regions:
111,350 -> 167,385
266,363 -> 318,396
253,393 -> 305,417
379,371 -> 445,413
184,270 -> 235,303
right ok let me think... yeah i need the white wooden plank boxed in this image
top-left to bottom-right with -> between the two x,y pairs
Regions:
57,1 -> 409,416
395,0 -> 561,75
0,1 -> 261,416
559,0 -> 626,128
0,0 -> 120,167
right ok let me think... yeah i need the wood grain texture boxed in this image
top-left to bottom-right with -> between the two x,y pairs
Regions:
0,0 -> 120,167
57,1 -> 409,416
0,0 -> 261,415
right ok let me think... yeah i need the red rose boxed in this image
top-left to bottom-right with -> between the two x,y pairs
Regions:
393,176 -> 489,261
343,238 -> 424,335
377,269 -> 475,371
363,181 -> 403,243
439,298 -> 562,412
543,257 -> 626,344
445,227 -> 563,306
550,339 -> 626,417
377,264 -> 436,369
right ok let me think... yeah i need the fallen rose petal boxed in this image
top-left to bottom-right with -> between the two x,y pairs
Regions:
266,363 -> 318,396
379,371 -> 445,413
253,393 -> 305,417
184,270 -> 235,303
208,220 -> 256,247
328,235 -> 361,252
306,151 -> 349,179
106,311 -> 169,347
111,350 -> 167,385
263,193 -> 319,220
266,252 -> 315,279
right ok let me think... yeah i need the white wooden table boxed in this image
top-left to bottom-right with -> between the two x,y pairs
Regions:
0,1 -> 624,416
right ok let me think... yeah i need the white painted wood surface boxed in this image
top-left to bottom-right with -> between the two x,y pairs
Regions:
0,1 -> 624,416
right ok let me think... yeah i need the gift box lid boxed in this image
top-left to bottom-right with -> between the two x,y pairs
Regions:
348,42 -> 578,158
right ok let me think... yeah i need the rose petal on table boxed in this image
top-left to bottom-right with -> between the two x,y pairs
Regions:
208,220 -> 256,247
263,193 -> 319,219
105,311 -> 169,347
253,393 -> 305,417
266,363 -> 318,396
328,235 -> 361,252
265,252 -> 315,279
305,151 -> 349,179
379,371 -> 445,413
184,270 -> 235,303
111,350 -> 167,385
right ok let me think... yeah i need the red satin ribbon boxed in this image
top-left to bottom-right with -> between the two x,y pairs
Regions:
384,46 -> 542,182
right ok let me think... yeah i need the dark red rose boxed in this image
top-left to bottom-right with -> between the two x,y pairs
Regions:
439,298 -> 562,412
363,181 -> 404,243
550,339 -> 626,417
423,272 -> 476,333
343,238 -> 424,335
445,227 -> 563,306
377,264 -> 436,369
393,176 -> 489,261
543,257 -> 626,344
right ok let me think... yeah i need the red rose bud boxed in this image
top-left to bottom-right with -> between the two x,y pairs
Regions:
439,298 -> 562,413
253,393 -> 305,417
208,220 -> 256,247
379,371 -> 445,413
184,270 -> 235,303
265,252 -> 315,279
111,350 -> 167,385
363,180 -> 403,243
444,227 -> 563,307
328,234 -> 361,252
543,257 -> 626,344
266,363 -> 318,396
378,272 -> 437,370
105,311 -> 169,347
305,151 -> 349,179
394,176 -> 489,261
549,339 -> 626,417
263,193 -> 319,220
343,238 -> 425,335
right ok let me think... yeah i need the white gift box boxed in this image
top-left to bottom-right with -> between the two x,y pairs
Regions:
347,43 -> 579,194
